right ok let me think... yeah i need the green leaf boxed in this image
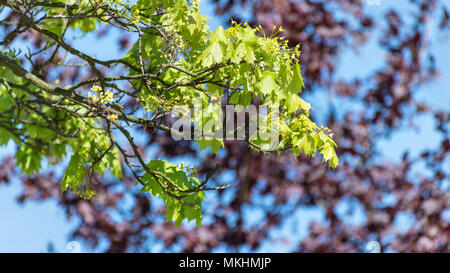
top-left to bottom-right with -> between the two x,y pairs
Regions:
70,18 -> 98,32
288,63 -> 305,94
16,145 -> 41,175
295,134 -> 313,155
260,72 -> 278,95
61,152 -> 86,193
196,138 -> 224,154
141,160 -> 204,226
103,148 -> 123,179
0,128 -> 12,146
320,142 -> 339,168
229,92 -> 240,104
286,93 -> 311,113
286,93 -> 301,113
206,83 -> 223,96
201,42 -> 223,67
211,26 -> 228,45
232,42 -> 256,64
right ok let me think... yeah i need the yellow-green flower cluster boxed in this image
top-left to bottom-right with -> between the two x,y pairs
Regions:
87,85 -> 114,105
74,187 -> 96,200
193,0 -> 201,10
131,8 -> 140,24
103,90 -> 114,103
179,161 -> 198,176
91,85 -> 102,92
136,95 -> 164,113
107,114 -> 118,122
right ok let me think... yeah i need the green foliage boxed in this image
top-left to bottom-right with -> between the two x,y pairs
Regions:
0,0 -> 338,227
141,160 -> 204,226
61,153 -> 87,196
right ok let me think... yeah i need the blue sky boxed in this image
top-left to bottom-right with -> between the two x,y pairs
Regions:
0,0 -> 448,252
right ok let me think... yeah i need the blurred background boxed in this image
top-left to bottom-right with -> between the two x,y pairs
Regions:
0,0 -> 449,252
